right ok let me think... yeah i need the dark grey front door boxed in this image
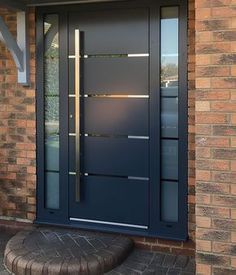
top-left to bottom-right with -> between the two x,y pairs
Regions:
68,7 -> 150,229
37,0 -> 188,240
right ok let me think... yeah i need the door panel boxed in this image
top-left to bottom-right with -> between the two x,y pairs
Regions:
69,136 -> 149,177
83,98 -> 149,136
69,176 -> 149,225
69,57 -> 149,95
69,8 -> 149,54
84,137 -> 149,177
68,6 -> 150,228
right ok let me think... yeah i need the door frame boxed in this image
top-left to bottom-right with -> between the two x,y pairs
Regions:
36,0 -> 188,240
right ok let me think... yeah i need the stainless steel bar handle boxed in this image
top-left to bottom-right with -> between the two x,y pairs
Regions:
75,29 -> 80,202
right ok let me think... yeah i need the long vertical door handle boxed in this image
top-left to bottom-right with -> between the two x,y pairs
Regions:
75,29 -> 81,202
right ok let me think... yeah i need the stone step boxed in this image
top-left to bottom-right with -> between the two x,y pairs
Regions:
4,227 -> 133,274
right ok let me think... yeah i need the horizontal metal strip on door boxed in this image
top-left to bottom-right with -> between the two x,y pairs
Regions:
68,53 -> 149,59
68,134 -> 149,139
69,172 -> 149,181
69,175 -> 149,226
69,94 -> 149,98
83,98 -> 149,136
69,57 -> 149,95
69,137 -> 149,177
69,8 -> 149,54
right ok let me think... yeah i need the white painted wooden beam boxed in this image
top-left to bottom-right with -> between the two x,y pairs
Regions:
0,12 -> 29,86
17,12 -> 29,85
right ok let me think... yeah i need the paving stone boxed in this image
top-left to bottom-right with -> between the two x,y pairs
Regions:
167,268 -> 181,275
184,258 -> 195,272
162,255 -> 177,268
174,256 -> 189,269
4,228 -> 133,274
0,229 -> 195,274
153,267 -> 169,275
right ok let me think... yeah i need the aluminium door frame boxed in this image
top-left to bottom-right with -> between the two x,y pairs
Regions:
36,0 -> 188,240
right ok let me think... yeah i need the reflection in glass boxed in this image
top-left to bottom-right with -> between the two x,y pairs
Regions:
160,7 -> 179,223
161,97 -> 178,138
44,14 -> 60,209
161,139 -> 178,180
161,7 -> 178,89
161,181 -> 178,222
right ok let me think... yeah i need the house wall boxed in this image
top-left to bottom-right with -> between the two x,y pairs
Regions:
0,1 -> 196,257
0,8 -> 36,222
195,0 -> 236,274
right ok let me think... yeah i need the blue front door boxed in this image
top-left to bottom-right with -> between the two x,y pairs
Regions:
68,7 -> 150,230
37,0 -> 188,240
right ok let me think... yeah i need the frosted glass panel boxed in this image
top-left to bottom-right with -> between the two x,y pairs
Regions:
161,97 -> 178,138
160,7 -> 179,223
45,134 -> 59,171
161,139 -> 178,180
161,181 -> 178,222
45,172 -> 59,210
44,14 -> 60,209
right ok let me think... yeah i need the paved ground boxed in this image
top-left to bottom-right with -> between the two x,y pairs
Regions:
0,230 -> 14,275
0,229 -> 195,274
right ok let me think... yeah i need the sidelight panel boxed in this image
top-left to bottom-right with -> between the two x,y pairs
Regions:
44,14 -> 60,209
161,181 -> 178,222
160,7 -> 179,224
45,172 -> 60,210
161,139 -> 178,180
161,97 -> 178,138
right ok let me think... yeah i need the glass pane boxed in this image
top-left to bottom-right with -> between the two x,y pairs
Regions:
160,7 -> 179,223
161,139 -> 178,180
45,133 -> 59,172
161,7 -> 178,90
44,14 -> 60,209
45,95 -> 59,171
161,97 -> 178,138
161,181 -> 178,222
45,172 -> 59,210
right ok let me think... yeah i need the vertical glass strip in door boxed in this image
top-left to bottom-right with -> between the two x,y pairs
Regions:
44,14 -> 60,210
160,7 -> 179,222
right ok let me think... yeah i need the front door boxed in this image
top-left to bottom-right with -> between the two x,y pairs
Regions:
36,0 -> 188,240
68,7 -> 150,230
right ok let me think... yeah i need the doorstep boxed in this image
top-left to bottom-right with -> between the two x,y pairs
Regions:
1,227 -> 195,274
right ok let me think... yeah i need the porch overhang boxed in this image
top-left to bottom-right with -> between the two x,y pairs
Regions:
0,0 -> 122,10
0,0 -> 27,11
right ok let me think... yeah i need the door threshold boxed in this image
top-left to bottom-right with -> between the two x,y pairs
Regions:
70,217 -> 148,229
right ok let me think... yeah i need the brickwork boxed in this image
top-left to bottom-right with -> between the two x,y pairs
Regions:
0,8 -> 36,222
195,0 -> 236,274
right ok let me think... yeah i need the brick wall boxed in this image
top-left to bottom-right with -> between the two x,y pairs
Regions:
0,2 -> 196,256
0,8 -> 36,222
195,0 -> 236,274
